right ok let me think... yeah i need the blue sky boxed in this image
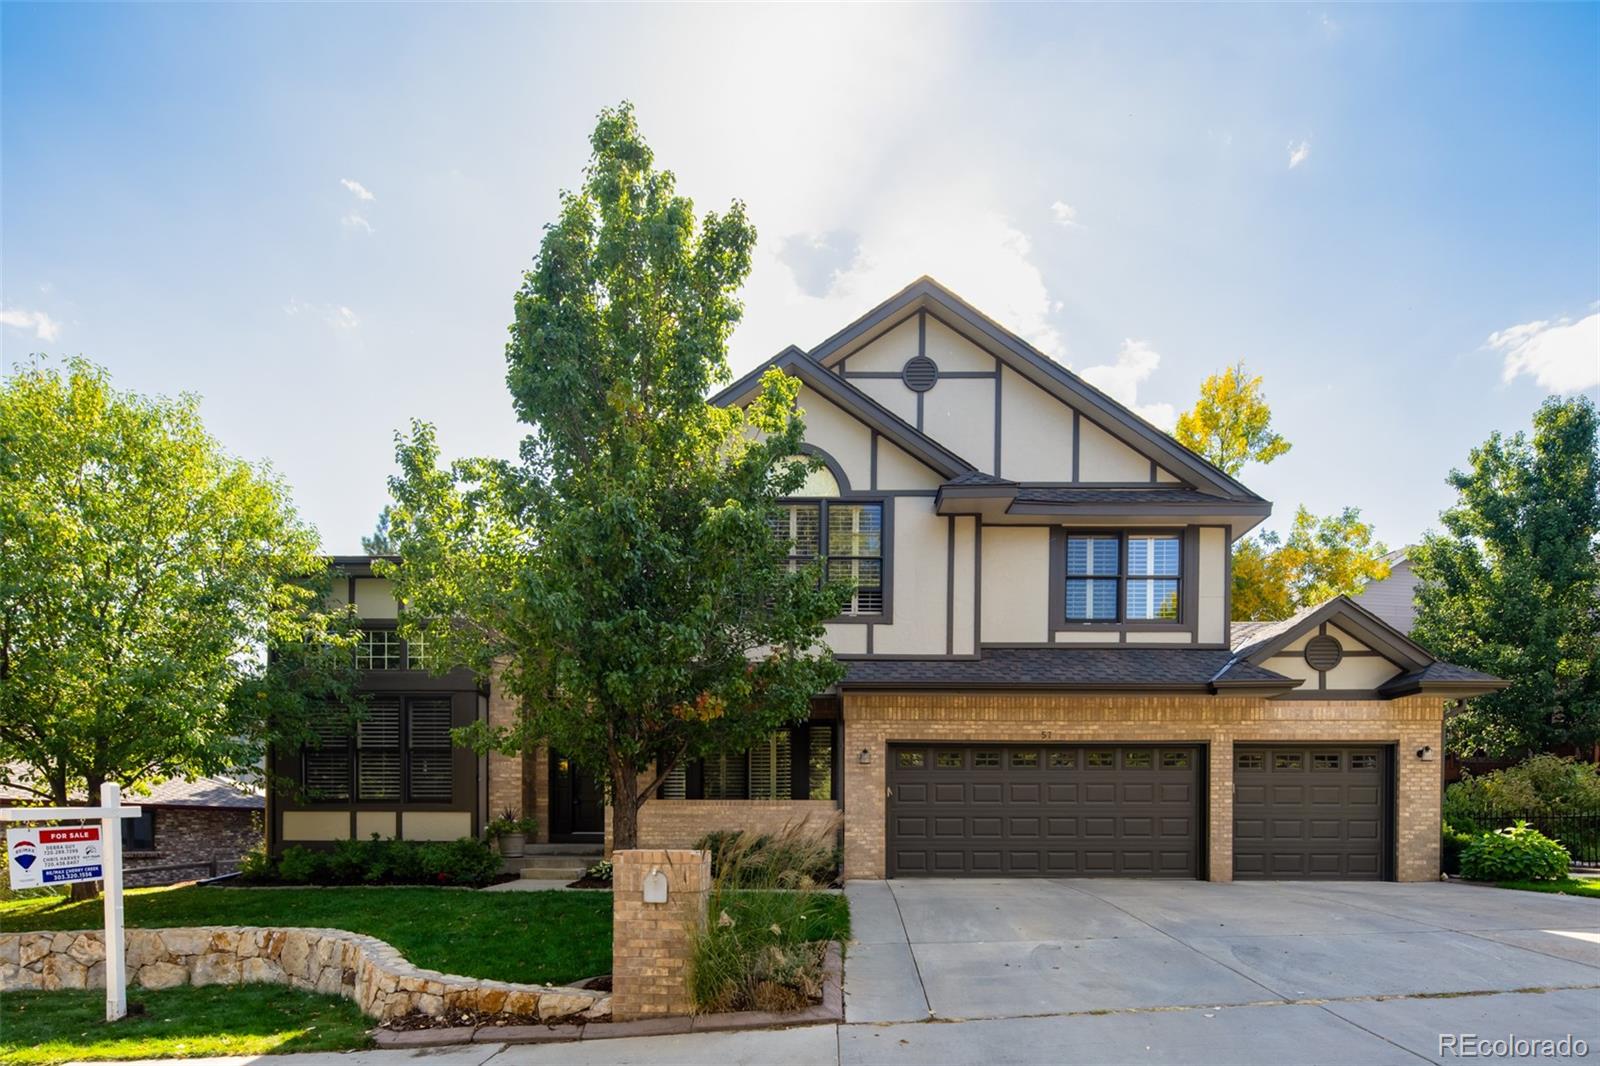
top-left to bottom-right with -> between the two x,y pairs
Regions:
4,4 -> 1596,553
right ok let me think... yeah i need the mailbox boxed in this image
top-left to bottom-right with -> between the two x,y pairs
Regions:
642,866 -> 668,904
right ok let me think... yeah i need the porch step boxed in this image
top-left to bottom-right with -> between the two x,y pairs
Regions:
518,863 -> 588,882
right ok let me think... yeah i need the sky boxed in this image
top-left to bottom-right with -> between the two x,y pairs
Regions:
3,4 -> 1597,554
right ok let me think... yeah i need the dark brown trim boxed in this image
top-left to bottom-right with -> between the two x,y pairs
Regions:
973,521 -> 983,648
945,517 -> 956,657
993,356 -> 1003,475
1071,411 -> 1081,483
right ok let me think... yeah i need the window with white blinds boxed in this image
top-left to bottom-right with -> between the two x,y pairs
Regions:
304,711 -> 352,801
356,699 -> 402,801
808,724 -> 834,800
407,698 -> 454,802
702,751 -> 748,800
658,761 -> 687,799
748,731 -> 792,800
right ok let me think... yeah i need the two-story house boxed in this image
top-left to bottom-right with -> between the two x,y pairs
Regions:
267,277 -> 1503,883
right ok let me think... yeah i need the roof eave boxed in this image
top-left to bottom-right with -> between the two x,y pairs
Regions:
1377,678 -> 1512,699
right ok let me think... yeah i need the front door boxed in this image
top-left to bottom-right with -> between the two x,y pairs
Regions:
550,751 -> 604,840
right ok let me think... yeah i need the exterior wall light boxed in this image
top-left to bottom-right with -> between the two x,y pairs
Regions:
1416,745 -> 1436,761
858,748 -> 872,765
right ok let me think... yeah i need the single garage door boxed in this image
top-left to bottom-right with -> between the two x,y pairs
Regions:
1233,745 -> 1390,880
887,744 -> 1200,877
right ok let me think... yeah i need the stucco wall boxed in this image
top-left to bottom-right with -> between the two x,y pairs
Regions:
841,693 -> 1443,883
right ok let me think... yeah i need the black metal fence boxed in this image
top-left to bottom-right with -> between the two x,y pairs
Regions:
1446,808 -> 1600,865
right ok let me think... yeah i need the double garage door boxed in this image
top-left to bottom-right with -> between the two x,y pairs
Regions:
886,742 -> 1390,880
887,744 -> 1201,877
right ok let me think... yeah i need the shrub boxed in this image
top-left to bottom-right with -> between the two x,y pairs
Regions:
242,837 -> 502,888
585,859 -> 613,882
1459,821 -> 1571,883
1441,820 -> 1475,875
485,808 -> 538,841
1444,755 -> 1600,827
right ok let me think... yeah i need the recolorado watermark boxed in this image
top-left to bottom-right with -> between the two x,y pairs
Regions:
1440,1033 -> 1590,1058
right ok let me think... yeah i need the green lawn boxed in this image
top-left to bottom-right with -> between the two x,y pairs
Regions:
0,985 -> 372,1064
1495,877 -> 1600,899
0,885 -> 612,986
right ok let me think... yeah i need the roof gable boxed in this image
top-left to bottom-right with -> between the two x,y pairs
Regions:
711,346 -> 975,480
808,277 -> 1264,502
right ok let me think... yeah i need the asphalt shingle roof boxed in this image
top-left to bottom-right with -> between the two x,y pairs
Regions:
840,647 -> 1294,689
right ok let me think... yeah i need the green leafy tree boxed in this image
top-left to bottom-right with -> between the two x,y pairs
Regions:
0,360 -> 364,854
382,104 -> 845,849
1231,507 -> 1390,621
1413,396 -> 1600,757
1174,361 -> 1292,477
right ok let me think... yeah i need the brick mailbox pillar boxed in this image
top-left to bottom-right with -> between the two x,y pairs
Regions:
611,848 -> 710,1019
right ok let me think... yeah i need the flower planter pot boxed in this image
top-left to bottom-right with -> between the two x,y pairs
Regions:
498,833 -> 527,859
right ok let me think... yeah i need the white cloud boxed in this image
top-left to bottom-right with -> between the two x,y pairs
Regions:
1051,201 -> 1080,228
1077,339 -> 1176,428
284,298 -> 360,330
341,211 -> 374,234
1490,312 -> 1600,394
1287,140 -> 1312,169
340,178 -> 375,201
0,307 -> 62,342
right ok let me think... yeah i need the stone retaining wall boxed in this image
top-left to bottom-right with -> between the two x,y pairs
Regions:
0,927 -> 609,1023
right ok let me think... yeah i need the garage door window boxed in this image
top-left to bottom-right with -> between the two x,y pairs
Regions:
1087,750 -> 1115,767
1124,750 -> 1152,768
898,751 -> 924,768
1351,754 -> 1378,770
1274,752 -> 1303,770
1011,751 -> 1039,767
1162,751 -> 1191,770
936,751 -> 963,768
1313,753 -> 1341,770
1236,751 -> 1264,770
1049,751 -> 1077,768
974,751 -> 1001,767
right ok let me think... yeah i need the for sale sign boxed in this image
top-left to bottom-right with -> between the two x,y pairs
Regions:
6,826 -> 103,888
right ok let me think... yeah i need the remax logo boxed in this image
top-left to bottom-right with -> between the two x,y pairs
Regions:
11,840 -> 37,871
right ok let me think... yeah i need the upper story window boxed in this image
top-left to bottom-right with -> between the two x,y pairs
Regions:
303,697 -> 456,804
356,628 -> 403,670
1063,532 -> 1182,623
770,455 -> 885,619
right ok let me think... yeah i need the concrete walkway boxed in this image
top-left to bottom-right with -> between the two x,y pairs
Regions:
90,880 -> 1599,1065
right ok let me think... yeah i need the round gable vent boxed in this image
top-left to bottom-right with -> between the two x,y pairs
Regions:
1304,634 -> 1344,671
902,355 -> 939,392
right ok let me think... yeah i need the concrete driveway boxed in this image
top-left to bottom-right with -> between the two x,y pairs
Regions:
842,878 -> 1600,1063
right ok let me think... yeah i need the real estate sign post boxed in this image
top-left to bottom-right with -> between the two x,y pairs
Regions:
2,783 -> 141,1021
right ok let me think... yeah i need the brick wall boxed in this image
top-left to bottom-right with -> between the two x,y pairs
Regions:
842,693 -> 1443,883
485,661 -> 525,833
605,799 -> 840,853
125,806 -> 261,885
611,848 -> 710,1019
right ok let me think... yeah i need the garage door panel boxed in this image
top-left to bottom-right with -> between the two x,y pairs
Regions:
1234,745 -> 1387,881
889,744 -> 1199,878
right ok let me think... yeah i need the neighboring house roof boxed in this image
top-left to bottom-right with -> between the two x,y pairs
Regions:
838,647 -> 1297,693
711,345 -> 976,480
0,765 -> 263,809
805,277 -> 1268,505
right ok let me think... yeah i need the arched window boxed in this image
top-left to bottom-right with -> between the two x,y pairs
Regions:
770,452 -> 885,618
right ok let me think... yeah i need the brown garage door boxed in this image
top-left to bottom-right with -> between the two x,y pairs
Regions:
1233,745 -> 1390,880
886,744 -> 1201,877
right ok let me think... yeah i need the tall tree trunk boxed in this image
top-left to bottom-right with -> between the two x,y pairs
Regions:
69,774 -> 104,902
610,764 -> 640,851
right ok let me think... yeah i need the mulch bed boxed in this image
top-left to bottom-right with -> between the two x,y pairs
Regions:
564,876 -> 613,890
383,1008 -> 548,1032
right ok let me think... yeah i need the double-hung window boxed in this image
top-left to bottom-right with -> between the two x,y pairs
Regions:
1065,535 -> 1121,621
1126,535 -> 1181,620
657,722 -> 837,801
770,500 -> 884,618
1063,532 -> 1182,623
406,698 -> 454,801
